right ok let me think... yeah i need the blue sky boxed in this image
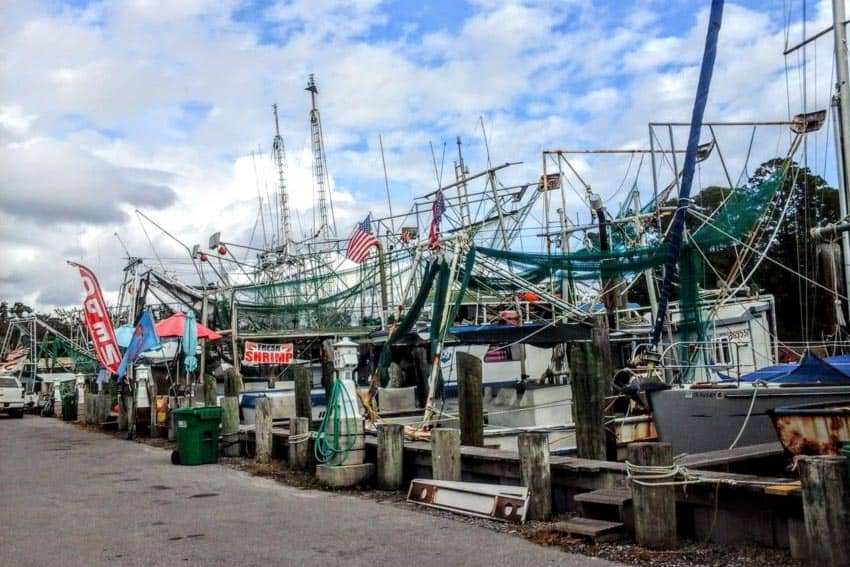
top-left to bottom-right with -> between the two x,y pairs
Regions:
0,0 -> 842,308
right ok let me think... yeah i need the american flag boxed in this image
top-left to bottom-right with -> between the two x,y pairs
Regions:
428,190 -> 445,249
1,347 -> 29,373
346,215 -> 379,263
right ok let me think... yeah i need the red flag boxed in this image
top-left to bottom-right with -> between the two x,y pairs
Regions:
428,190 -> 445,250
67,261 -> 121,374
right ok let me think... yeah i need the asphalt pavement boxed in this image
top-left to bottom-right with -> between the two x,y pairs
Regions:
0,414 -> 622,566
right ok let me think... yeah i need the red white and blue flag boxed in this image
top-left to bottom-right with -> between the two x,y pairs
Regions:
428,190 -> 445,249
346,215 -> 379,263
1,347 -> 29,373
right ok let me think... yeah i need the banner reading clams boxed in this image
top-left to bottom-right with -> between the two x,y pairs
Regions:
242,342 -> 293,365
67,261 -> 121,374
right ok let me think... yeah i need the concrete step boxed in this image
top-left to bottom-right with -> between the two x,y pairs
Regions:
553,517 -> 627,543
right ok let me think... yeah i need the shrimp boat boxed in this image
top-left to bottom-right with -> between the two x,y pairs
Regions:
629,0 -> 850,455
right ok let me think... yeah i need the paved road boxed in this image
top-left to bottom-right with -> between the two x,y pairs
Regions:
0,415 -> 621,566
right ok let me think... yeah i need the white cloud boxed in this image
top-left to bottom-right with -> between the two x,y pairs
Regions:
0,0 -> 840,310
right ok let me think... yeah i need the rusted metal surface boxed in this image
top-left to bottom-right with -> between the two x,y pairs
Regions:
768,401 -> 850,456
610,415 -> 657,444
407,479 -> 528,523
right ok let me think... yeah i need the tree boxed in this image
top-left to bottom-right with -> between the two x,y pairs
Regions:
687,158 -> 840,341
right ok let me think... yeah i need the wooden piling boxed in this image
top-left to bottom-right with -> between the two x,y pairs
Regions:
628,442 -> 676,549
294,365 -> 312,422
220,396 -> 240,457
96,393 -> 111,426
799,455 -> 850,566
456,352 -> 484,447
569,327 -> 611,461
255,397 -> 273,464
117,386 -> 128,431
85,393 -> 97,425
288,417 -> 310,470
203,375 -> 217,407
518,431 -> 552,521
430,428 -> 461,481
377,423 -> 404,490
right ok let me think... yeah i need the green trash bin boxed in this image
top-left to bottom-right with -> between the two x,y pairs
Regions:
171,406 -> 222,466
61,393 -> 77,421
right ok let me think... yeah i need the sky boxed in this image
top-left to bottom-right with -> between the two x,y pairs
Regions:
0,0 -> 843,310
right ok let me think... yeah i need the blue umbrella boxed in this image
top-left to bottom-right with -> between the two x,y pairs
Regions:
182,311 -> 198,373
115,325 -> 134,348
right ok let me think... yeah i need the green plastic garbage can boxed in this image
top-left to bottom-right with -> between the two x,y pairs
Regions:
171,406 -> 222,466
61,393 -> 77,421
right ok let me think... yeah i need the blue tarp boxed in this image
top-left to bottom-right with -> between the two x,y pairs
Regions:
731,352 -> 850,385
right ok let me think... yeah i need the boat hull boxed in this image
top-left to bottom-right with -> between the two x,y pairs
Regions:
648,385 -> 850,454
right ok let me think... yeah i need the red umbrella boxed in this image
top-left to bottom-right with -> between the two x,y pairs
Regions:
155,312 -> 223,341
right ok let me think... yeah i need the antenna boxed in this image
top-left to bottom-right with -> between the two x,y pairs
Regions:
306,74 -> 336,242
272,103 -> 292,255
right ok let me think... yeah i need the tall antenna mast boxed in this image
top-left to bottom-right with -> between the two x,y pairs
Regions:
272,103 -> 292,255
307,74 -> 336,241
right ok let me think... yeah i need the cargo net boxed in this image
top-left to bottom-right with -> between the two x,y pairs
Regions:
475,169 -> 783,284
474,171 -> 786,380
219,259 -> 387,332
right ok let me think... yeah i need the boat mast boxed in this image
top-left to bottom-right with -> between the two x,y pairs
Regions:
307,74 -> 336,243
272,103 -> 292,256
650,0 -> 725,352
832,0 -> 850,321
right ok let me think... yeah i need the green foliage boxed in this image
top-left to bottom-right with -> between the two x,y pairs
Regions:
687,158 -> 839,340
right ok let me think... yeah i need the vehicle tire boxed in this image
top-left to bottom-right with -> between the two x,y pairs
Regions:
171,450 -> 180,465
14,410 -> 24,418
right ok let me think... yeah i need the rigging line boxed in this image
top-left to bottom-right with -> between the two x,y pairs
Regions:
439,140 -> 447,188
135,211 -> 167,274
243,207 -> 262,265
429,141 -> 441,188
250,150 -> 268,250
687,208 -> 848,302
606,151 -> 636,204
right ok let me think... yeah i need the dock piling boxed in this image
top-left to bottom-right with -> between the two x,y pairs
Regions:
288,416 -> 310,470
456,352 -> 484,447
377,423 -> 404,490
570,327 -> 610,461
294,365 -> 312,422
431,428 -> 461,481
255,397 -> 272,464
628,442 -> 676,549
221,396 -> 240,457
799,455 -> 850,566
518,431 -> 552,521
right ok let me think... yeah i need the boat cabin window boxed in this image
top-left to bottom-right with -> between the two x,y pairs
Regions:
714,337 -> 732,366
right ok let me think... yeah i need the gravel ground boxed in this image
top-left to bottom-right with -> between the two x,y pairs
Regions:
90,424 -> 802,567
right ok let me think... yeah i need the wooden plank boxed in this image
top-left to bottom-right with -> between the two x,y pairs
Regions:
553,517 -> 625,537
574,487 -> 632,506
677,442 -> 785,469
764,482 -> 801,496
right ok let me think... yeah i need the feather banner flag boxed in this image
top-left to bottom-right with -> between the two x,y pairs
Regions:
67,261 -> 122,374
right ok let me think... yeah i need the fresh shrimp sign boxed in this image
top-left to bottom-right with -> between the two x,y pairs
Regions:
68,261 -> 121,374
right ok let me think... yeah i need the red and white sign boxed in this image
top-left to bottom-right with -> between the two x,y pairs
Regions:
242,342 -> 293,365
68,261 -> 121,374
